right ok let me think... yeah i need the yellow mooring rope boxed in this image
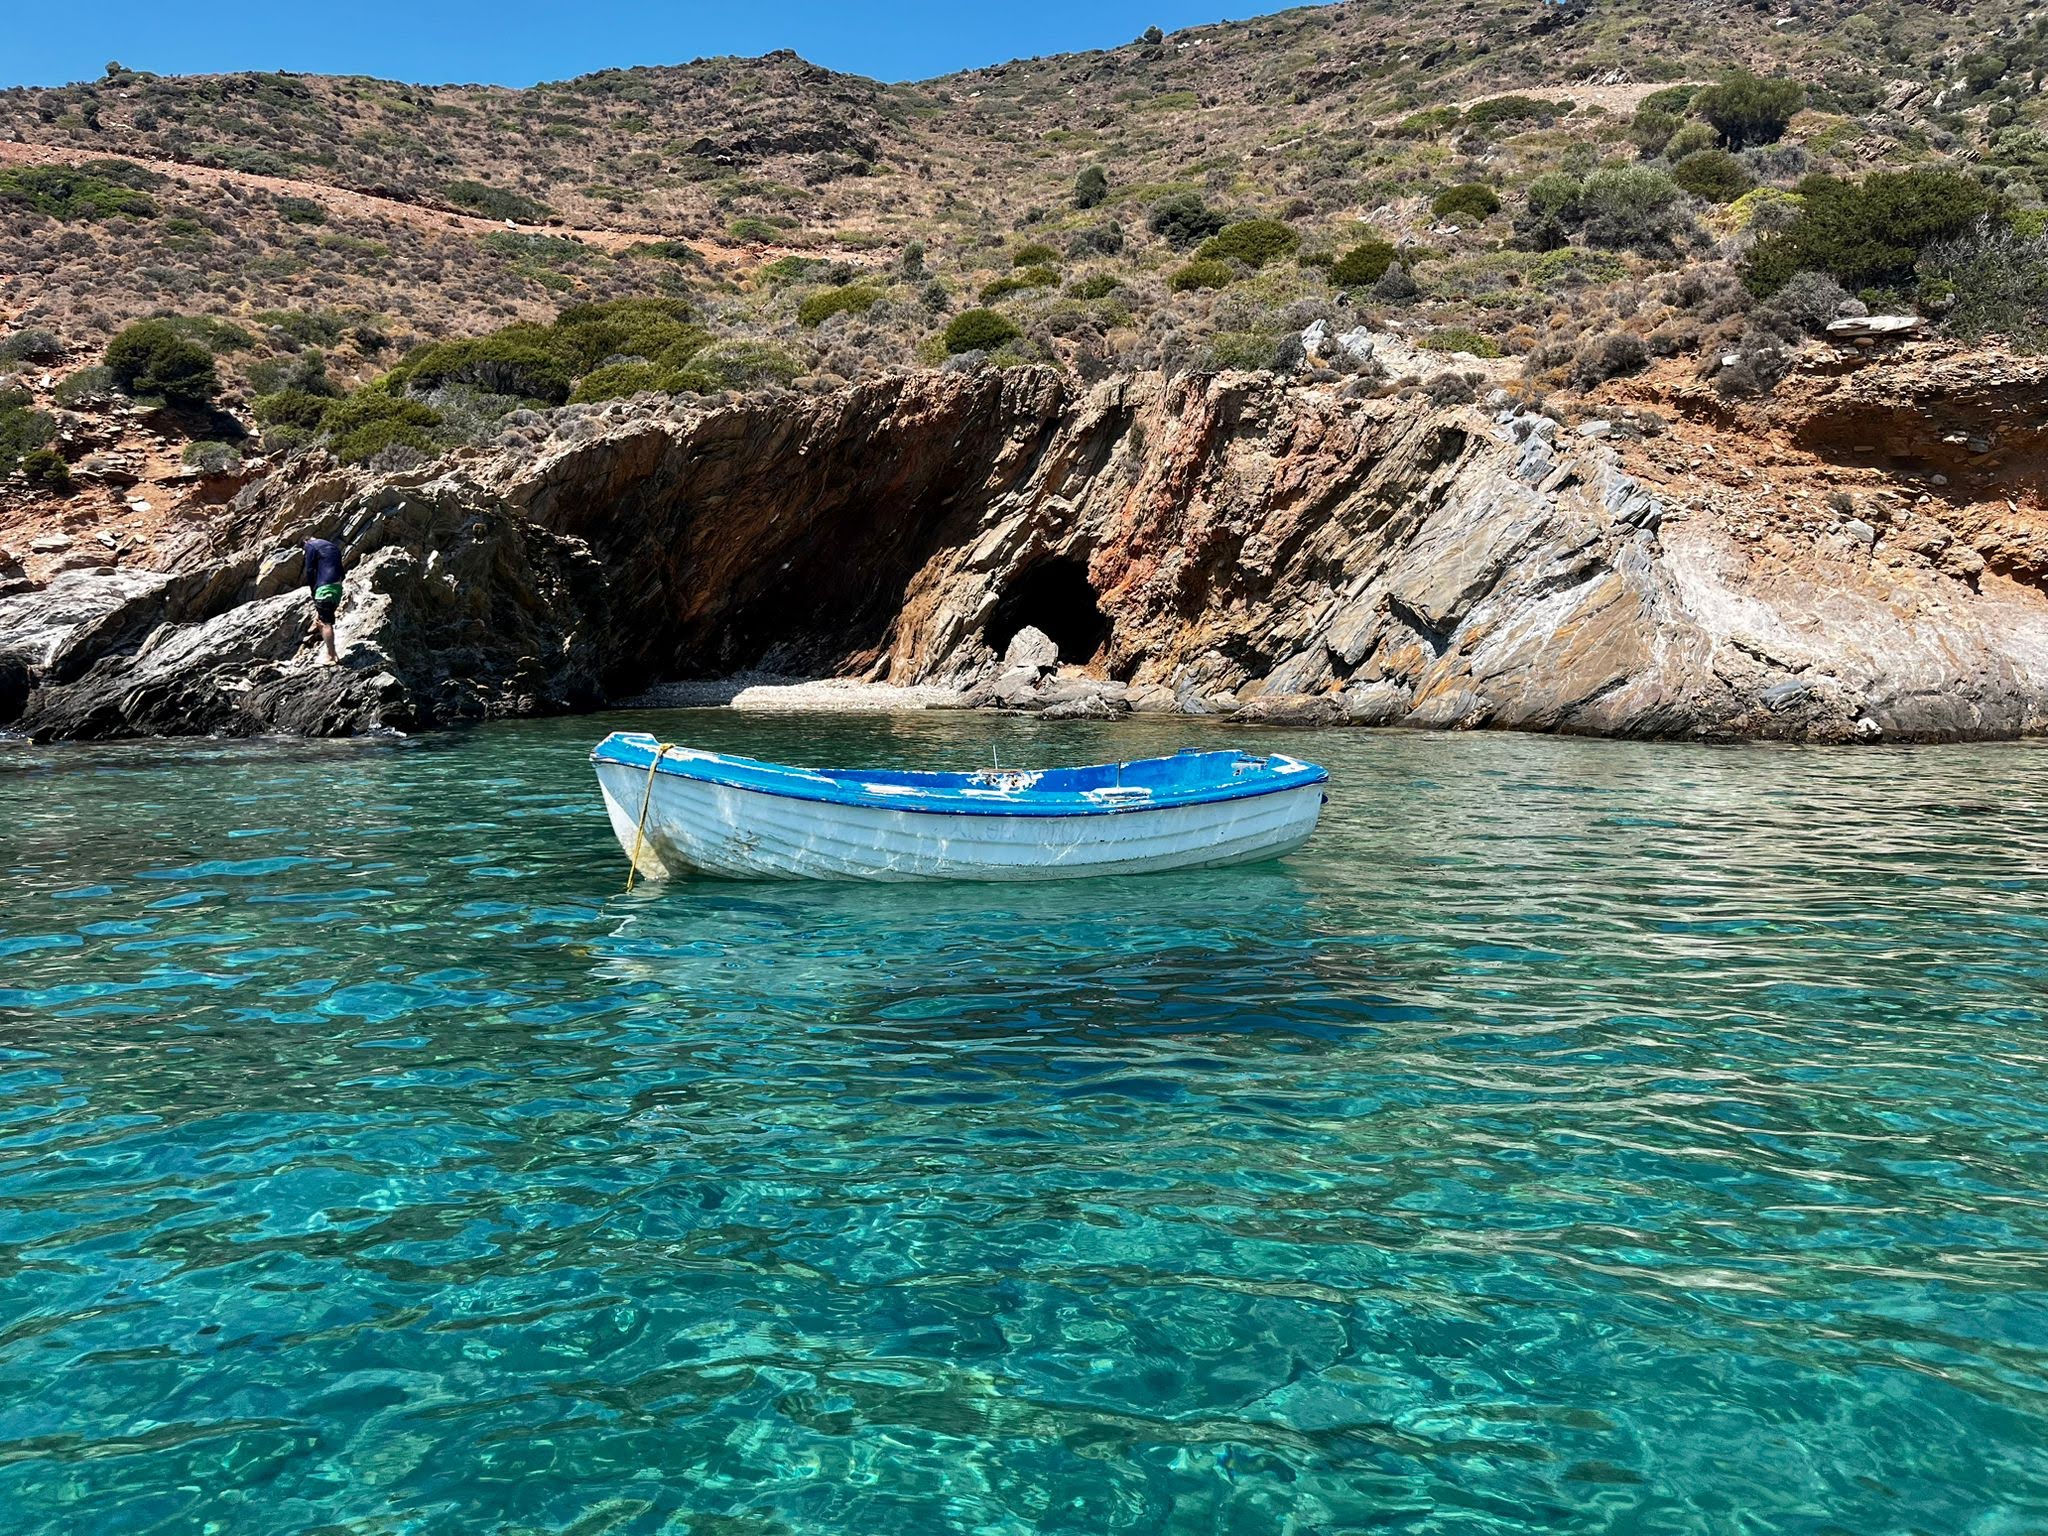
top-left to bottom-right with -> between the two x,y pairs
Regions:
623,742 -> 674,893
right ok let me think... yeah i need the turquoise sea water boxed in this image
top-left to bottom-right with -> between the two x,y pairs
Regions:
3,713 -> 2047,1535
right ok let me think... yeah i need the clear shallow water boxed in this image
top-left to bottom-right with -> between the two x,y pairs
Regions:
3,713 -> 2047,1535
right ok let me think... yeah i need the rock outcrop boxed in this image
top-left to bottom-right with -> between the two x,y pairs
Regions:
1,472 -> 610,739
3,361 -> 2045,742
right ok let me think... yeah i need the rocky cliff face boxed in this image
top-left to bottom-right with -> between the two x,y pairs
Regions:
4,357 -> 2044,743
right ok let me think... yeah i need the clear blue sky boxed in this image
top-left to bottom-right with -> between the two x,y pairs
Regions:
5,1 -> 1308,89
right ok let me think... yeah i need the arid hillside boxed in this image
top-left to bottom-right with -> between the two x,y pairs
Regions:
2,0 -> 2040,391
1,0 -> 2044,739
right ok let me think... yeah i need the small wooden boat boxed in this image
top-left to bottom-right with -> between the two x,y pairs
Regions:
591,731 -> 1329,883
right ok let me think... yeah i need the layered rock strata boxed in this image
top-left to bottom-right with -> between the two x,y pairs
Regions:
2,363 -> 2043,742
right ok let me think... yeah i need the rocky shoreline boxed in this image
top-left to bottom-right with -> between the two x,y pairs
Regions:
2,358 -> 2044,745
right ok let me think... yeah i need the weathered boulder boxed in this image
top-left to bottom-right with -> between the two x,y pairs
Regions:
11,482 -> 612,740
1233,693 -> 1345,727
1002,624 -> 1060,675
1340,679 -> 1412,725
1827,315 -> 1923,341
0,568 -> 177,679
1040,692 -> 1127,720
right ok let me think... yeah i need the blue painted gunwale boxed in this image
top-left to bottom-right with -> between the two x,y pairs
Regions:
591,732 -> 1329,818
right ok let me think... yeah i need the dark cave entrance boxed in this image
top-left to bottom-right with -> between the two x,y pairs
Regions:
985,557 -> 1111,666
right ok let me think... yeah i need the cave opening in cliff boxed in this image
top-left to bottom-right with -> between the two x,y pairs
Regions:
986,558 -> 1110,666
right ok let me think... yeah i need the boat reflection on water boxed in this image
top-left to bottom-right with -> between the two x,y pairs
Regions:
588,861 -> 1421,1052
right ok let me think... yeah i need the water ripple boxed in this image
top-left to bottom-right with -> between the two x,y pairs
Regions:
1,720 -> 2045,1533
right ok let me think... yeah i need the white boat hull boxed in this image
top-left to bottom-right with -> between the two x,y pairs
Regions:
595,759 -> 1325,882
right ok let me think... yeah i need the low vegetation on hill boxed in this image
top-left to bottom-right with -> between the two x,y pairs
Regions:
1,0 -> 2045,481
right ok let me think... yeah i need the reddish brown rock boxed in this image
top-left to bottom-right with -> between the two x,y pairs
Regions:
5,365 -> 2046,742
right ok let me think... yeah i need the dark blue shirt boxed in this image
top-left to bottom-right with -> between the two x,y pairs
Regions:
303,537 -> 344,591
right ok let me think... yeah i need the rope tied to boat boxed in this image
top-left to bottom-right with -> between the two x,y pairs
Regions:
624,742 -> 675,893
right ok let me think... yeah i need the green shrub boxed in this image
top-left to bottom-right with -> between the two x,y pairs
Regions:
549,297 -> 704,371
158,314 -> 259,353
484,231 -> 592,267
1169,258 -> 1236,292
51,366 -> 115,407
1530,248 -> 1629,288
1671,149 -> 1753,204
331,416 -> 440,465
1196,218 -> 1300,268
0,328 -> 64,363
1986,126 -> 2048,179
1515,173 -> 1585,250
727,216 -> 781,243
561,309 -> 704,378
402,331 -> 575,403
322,393 -> 444,464
444,180 -> 552,222
1011,241 -> 1061,268
0,389 -> 56,476
251,389 -> 335,429
1725,185 -> 1805,234
103,319 -> 220,407
276,195 -> 326,225
1579,167 -> 1686,253
1463,95 -> 1559,131
1067,221 -> 1125,257
1431,183 -> 1501,223
758,255 -> 830,286
1568,331 -> 1649,389
253,309 -> 345,348
1919,227 -> 2048,350
1691,70 -> 1805,149
627,239 -> 704,266
1067,273 -> 1121,300
1148,192 -> 1227,250
181,440 -> 243,473
1663,121 -> 1720,161
1962,51 -> 2010,98
1422,327 -> 1503,358
358,299 -> 715,414
247,349 -> 341,398
941,308 -> 1023,354
1395,106 -> 1463,138
980,267 -> 1060,302
1330,238 -> 1398,286
1629,108 -> 1680,159
1641,85 -> 1697,115
1745,170 -> 1998,295
18,447 -> 73,494
1758,269 -> 1853,334
797,285 -> 882,327
0,159 -> 160,220
1204,331 -> 1286,370
568,362 -> 680,403
1073,165 -> 1109,209
1374,262 -> 1420,302
670,341 -> 802,391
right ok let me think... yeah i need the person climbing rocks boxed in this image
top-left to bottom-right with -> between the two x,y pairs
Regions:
302,534 -> 345,664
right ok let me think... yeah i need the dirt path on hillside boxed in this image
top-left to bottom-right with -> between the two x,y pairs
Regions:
1468,81 -> 1687,113
1366,79 -> 1693,130
0,138 -> 877,272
